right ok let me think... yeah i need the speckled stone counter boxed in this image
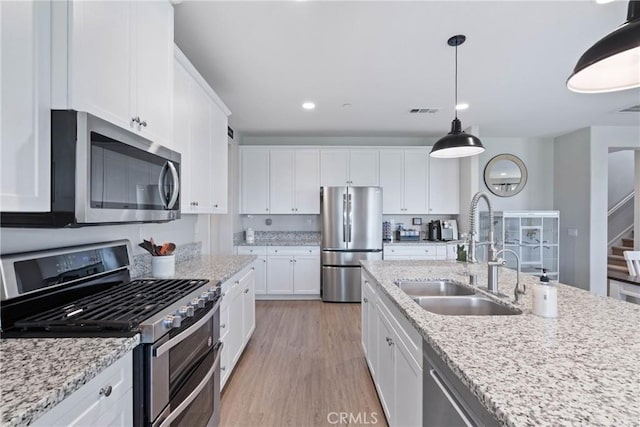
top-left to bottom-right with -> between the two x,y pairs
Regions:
234,231 -> 320,247
173,255 -> 257,284
0,335 -> 139,427
383,240 -> 464,246
235,240 -> 320,247
361,260 -> 640,426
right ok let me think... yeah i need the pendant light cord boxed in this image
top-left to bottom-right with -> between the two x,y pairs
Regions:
454,43 -> 458,120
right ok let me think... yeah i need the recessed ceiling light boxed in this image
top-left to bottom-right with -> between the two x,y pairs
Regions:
302,102 -> 315,110
500,172 -> 507,176
455,103 -> 469,111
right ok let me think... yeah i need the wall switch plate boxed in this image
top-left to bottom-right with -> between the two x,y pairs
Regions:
568,228 -> 578,237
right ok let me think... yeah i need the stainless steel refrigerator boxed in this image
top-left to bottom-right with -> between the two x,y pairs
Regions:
321,186 -> 383,302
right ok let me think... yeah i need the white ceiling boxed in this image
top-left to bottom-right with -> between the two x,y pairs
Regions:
174,0 -> 640,138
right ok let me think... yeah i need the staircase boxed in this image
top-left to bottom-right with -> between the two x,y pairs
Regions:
608,237 -> 634,275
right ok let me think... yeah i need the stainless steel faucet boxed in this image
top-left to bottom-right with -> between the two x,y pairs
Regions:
488,248 -> 526,302
467,192 -> 496,263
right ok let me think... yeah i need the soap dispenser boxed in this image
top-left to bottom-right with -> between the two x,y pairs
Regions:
532,269 -> 557,318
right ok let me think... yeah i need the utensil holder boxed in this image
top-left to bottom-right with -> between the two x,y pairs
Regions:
152,255 -> 175,279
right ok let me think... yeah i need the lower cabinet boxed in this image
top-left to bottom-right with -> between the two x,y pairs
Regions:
236,246 -> 320,298
362,270 -> 422,427
383,244 -> 459,261
33,351 -> 133,427
220,263 -> 256,389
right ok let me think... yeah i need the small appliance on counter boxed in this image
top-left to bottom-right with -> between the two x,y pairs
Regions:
383,221 -> 392,242
245,228 -> 255,244
427,220 -> 442,241
440,219 -> 459,241
396,227 -> 421,241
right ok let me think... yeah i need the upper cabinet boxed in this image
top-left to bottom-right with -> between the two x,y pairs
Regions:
52,0 -> 174,148
379,149 -> 428,214
241,148 -> 270,214
320,149 -> 379,187
1,1 -> 52,212
174,47 -> 231,214
428,155 -> 459,214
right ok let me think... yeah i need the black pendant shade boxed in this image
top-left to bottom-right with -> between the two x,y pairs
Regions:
567,0 -> 640,93
430,35 -> 485,158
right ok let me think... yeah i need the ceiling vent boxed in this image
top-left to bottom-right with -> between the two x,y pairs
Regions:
409,108 -> 439,114
619,104 -> 640,113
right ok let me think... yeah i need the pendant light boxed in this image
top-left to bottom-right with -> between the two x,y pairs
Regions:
430,35 -> 485,159
567,0 -> 640,93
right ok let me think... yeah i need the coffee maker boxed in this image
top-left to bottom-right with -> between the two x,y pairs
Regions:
440,219 -> 459,241
427,221 -> 442,241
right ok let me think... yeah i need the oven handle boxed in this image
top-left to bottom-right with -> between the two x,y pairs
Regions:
154,341 -> 223,427
154,298 -> 221,358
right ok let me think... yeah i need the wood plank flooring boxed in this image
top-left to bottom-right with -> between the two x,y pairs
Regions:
220,301 -> 386,427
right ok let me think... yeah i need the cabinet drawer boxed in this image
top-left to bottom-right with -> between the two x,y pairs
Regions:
267,246 -> 320,256
220,300 -> 230,340
236,246 -> 267,256
34,352 -> 133,426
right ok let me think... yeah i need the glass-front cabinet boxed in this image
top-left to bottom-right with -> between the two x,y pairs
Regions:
478,211 -> 560,280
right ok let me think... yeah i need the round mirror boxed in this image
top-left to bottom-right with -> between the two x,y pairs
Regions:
484,154 -> 528,197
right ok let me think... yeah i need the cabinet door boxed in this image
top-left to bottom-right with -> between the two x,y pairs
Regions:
173,61 -> 192,213
210,102 -> 228,213
429,157 -> 459,214
267,256 -> 293,294
320,149 -> 349,186
240,269 -> 256,342
254,256 -> 268,295
293,255 -> 320,295
186,82 -> 214,212
365,283 -> 378,379
294,150 -> 320,214
394,340 -> 422,427
269,150 -> 294,214
1,0 -> 51,212
132,1 -> 173,147
69,1 -> 132,131
240,149 -> 270,214
404,150 -> 429,214
379,150 -> 404,214
376,307 -> 395,423
227,282 -> 244,365
349,149 -> 379,186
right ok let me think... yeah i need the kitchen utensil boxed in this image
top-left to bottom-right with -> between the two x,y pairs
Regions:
139,241 -> 156,256
150,238 -> 160,256
160,243 -> 169,255
165,243 -> 176,255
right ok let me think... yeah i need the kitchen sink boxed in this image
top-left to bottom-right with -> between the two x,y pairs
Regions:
413,296 -> 522,316
396,280 -> 475,297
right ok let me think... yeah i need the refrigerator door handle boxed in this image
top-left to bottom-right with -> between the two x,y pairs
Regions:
342,193 -> 348,243
347,193 -> 353,243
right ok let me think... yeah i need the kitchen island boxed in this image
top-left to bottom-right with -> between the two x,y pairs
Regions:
361,259 -> 640,426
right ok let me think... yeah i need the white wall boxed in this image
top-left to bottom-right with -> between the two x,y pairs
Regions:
0,215 -> 211,255
478,137 -> 555,212
608,150 -> 635,208
553,128 -> 591,290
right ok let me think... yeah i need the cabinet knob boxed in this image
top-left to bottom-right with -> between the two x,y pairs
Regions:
140,119 -> 147,127
266,208 -> 269,211
131,116 -> 140,125
291,208 -> 295,211
221,366 -> 226,371
386,337 -> 394,346
99,386 -> 112,397
214,204 -> 218,208
244,288 -> 249,293
363,297 -> 368,303
263,259 -> 266,263
221,323 -> 226,329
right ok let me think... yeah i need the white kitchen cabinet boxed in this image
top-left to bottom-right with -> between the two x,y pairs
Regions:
220,263 -> 256,389
236,247 -> 268,295
428,155 -> 459,214
363,272 -> 422,427
1,0 -> 51,212
269,150 -> 295,214
320,149 -> 379,186
240,148 -> 270,214
175,48 -> 230,214
266,247 -> 320,296
55,1 -> 174,148
33,351 -> 133,427
294,150 -> 320,213
379,149 -> 428,214
383,244 -> 446,261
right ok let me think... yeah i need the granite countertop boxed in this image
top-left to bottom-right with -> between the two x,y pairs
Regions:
361,260 -> 640,426
173,254 -> 257,283
0,336 -> 140,427
383,240 -> 465,246
235,240 -> 320,247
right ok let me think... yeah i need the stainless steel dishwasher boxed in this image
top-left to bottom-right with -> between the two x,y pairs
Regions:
423,342 -> 500,427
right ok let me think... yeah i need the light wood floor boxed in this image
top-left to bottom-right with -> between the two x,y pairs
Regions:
220,301 -> 387,427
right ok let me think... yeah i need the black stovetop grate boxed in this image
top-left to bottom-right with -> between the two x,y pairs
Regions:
12,278 -> 209,333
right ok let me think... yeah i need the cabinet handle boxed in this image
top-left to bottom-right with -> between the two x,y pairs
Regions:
265,208 -> 269,211
386,337 -> 394,346
195,201 -> 199,207
251,267 -> 255,270
214,204 -> 218,208
221,366 -> 226,371
221,323 -> 226,329
131,116 -> 140,125
291,208 -> 295,211
244,288 -> 249,294
295,208 -> 298,212
363,297 -> 368,303
99,386 -> 112,397
140,119 -> 147,127
263,259 -> 266,263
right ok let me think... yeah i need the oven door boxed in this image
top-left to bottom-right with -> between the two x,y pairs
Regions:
148,298 -> 221,427
74,111 -> 181,224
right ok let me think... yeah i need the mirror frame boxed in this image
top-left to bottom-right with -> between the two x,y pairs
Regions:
483,154 -> 528,197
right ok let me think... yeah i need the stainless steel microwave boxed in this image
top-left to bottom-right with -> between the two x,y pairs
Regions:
1,111 -> 180,227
